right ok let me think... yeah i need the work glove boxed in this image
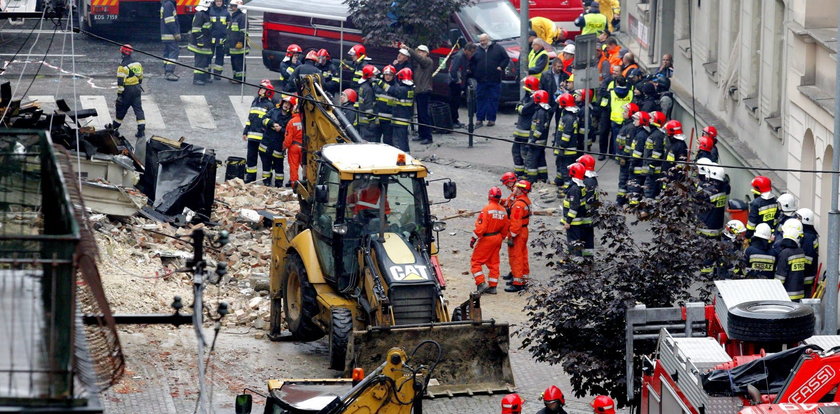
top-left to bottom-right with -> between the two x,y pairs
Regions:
235,42 -> 244,49
469,237 -> 477,248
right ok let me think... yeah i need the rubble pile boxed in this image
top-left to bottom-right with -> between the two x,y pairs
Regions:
93,179 -> 299,331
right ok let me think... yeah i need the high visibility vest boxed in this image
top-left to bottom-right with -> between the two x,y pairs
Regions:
610,89 -> 633,124
582,13 -> 608,35
528,49 -> 548,80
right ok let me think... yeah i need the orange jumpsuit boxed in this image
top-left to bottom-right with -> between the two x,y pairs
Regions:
283,113 -> 303,183
347,185 -> 391,215
470,199 -> 510,287
508,194 -> 531,286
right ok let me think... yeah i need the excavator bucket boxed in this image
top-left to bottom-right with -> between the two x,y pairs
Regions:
348,321 -> 514,397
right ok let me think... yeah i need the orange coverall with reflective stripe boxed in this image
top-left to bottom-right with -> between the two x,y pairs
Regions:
470,200 -> 510,287
283,113 -> 303,183
508,195 -> 531,286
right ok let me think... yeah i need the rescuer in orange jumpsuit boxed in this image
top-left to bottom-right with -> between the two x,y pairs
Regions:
470,187 -> 510,295
283,98 -> 302,187
505,180 -> 532,292
347,181 -> 391,216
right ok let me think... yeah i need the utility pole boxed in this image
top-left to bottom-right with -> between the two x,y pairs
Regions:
519,0 -> 528,100
823,5 -> 840,335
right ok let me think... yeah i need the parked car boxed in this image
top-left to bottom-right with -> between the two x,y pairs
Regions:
252,0 -> 524,102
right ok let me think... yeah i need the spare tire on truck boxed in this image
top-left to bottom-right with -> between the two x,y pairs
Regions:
727,300 -> 815,342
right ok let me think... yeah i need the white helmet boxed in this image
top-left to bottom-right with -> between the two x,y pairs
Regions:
781,218 -> 803,240
796,208 -> 814,226
753,223 -> 773,240
229,0 -> 243,7
777,193 -> 797,215
707,166 -> 726,182
723,219 -> 746,240
196,0 -> 212,11
696,158 -> 714,177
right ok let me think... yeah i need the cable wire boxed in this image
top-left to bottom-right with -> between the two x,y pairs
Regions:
0,10 -> 48,124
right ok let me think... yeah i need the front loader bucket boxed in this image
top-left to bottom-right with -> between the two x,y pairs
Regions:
347,321 -> 514,397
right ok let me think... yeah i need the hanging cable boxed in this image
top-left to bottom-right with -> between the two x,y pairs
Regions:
686,0 -> 699,136
0,9 -> 48,124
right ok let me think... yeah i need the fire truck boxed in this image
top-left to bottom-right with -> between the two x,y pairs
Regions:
628,279 -> 840,414
75,0 -> 196,34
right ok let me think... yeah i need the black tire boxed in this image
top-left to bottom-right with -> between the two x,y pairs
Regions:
452,306 -> 469,322
328,307 -> 353,371
727,300 -> 815,342
282,253 -> 324,341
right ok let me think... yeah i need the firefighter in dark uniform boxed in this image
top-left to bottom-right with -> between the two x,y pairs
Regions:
344,44 -> 369,88
289,50 -> 322,93
261,96 -> 293,186
242,81 -> 276,183
661,120 -> 688,186
553,93 -> 579,191
775,219 -> 808,301
746,175 -> 779,240
527,90 -> 552,183
208,0 -> 229,80
742,223 -> 777,279
627,111 -> 651,205
226,0 -> 248,83
279,44 -> 302,92
563,163 -> 591,256
356,64 -> 379,142
316,49 -> 340,94
389,68 -> 415,152
188,0 -> 213,85
513,76 -> 539,178
374,65 -> 397,145
797,208 -> 819,295
577,154 -> 598,255
615,102 -> 638,205
113,45 -> 146,139
643,111 -> 667,199
160,0 -> 181,81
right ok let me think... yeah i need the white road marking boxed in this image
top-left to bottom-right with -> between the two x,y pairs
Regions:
180,95 -> 216,129
79,95 -> 112,129
140,95 -> 165,130
228,95 -> 251,127
25,95 -> 56,112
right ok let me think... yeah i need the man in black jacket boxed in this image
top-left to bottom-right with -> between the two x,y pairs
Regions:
448,43 -> 476,129
470,33 -> 510,127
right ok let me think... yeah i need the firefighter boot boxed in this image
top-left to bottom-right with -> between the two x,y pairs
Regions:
504,283 -> 526,293
484,286 -> 497,295
213,69 -> 222,80
502,272 -> 513,281
476,282 -> 488,294
135,124 -> 145,139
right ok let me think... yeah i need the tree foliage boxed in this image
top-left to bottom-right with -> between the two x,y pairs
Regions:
344,0 -> 474,47
522,171 -> 742,406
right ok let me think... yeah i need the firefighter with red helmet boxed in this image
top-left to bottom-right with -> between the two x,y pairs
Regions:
537,385 -> 567,414
697,135 -> 716,163
470,187 -> 510,295
513,76 -> 541,178
643,111 -> 667,198
344,44 -> 370,86
553,93 -> 579,190
316,49 -> 340,94
662,119 -> 689,185
501,393 -> 524,414
288,50 -> 322,93
374,65 -> 397,145
500,171 -> 518,213
577,154 -> 598,253
591,395 -> 616,414
702,125 -> 720,161
615,102 -> 638,205
505,180 -> 532,292
527,90 -> 553,183
389,68 -> 415,152
563,163 -> 592,256
279,44 -> 302,91
283,99 -> 303,187
746,175 -> 779,240
242,81 -> 277,183
357,65 -> 379,142
627,110 -> 652,205
340,88 -> 359,127
260,95 -> 294,186
113,44 -> 146,139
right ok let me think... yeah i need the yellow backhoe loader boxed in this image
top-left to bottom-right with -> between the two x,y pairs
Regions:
267,75 -> 513,396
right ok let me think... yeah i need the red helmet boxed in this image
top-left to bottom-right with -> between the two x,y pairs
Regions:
260,83 -> 275,99
702,125 -> 718,141
577,154 -> 596,171
650,111 -> 666,127
260,78 -> 272,87
542,385 -> 565,405
663,120 -> 684,137
120,44 -> 133,55
632,111 -> 651,127
286,44 -> 302,56
699,135 -> 714,152
532,90 -> 550,105
382,65 -> 397,75
623,102 -> 639,119
397,68 -> 414,83
591,395 -> 616,414
515,180 -> 532,193
342,88 -> 358,103
569,163 -> 586,180
751,175 -> 772,194
362,65 -> 377,79
500,172 -> 517,186
284,95 -> 298,107
349,44 -> 366,57
575,89 -> 594,101
501,393 -> 524,414
304,50 -> 318,62
316,48 -> 330,59
488,186 -> 503,200
523,75 -> 540,92
556,93 -> 575,108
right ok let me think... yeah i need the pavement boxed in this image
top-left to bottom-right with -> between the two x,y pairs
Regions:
0,19 -> 634,413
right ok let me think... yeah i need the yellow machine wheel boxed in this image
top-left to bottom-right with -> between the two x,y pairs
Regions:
282,253 -> 324,341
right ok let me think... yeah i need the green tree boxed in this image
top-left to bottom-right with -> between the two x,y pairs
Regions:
344,0 -> 474,47
522,172 -> 741,405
